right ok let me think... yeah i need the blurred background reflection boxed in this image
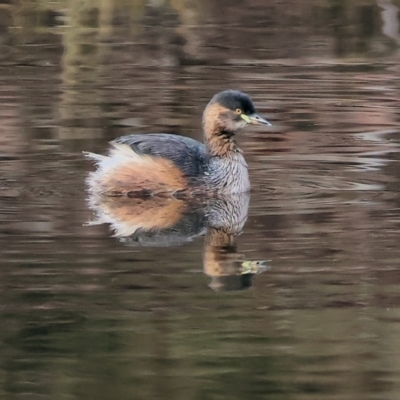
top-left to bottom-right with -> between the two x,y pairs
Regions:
1,0 -> 400,399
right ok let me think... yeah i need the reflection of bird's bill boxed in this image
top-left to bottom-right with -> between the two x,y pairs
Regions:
241,260 -> 270,274
208,261 -> 270,292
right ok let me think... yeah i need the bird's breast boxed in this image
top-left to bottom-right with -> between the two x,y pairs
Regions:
205,154 -> 250,194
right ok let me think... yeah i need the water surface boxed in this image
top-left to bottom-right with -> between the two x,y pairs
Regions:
1,1 -> 400,399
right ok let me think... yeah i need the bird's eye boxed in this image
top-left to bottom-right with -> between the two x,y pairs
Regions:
235,108 -> 242,115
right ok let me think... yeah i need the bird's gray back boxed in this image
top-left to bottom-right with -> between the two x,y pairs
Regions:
114,133 -> 209,178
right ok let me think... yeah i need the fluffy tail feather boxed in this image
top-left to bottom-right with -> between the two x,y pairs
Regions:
84,143 -> 187,196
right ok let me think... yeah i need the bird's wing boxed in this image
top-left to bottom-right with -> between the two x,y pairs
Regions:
113,133 -> 209,177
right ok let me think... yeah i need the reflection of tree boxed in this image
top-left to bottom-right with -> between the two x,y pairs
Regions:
7,0 -> 398,63
59,0 -> 112,140
4,0 -> 398,143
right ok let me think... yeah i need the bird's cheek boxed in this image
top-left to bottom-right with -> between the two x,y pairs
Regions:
222,118 -> 237,132
232,120 -> 244,131
237,119 -> 247,129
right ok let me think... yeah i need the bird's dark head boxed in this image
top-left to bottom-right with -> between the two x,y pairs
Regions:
203,90 -> 271,135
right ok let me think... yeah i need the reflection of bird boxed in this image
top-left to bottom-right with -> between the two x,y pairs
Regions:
87,190 -> 269,291
204,227 -> 268,292
87,194 -> 196,240
202,195 -> 269,291
84,90 -> 270,197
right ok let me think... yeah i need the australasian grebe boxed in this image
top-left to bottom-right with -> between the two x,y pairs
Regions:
84,90 -> 271,196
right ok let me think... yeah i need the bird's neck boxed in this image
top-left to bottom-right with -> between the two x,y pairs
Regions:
204,129 -> 240,157
202,116 -> 240,157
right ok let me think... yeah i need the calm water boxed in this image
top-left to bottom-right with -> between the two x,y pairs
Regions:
1,1 -> 400,399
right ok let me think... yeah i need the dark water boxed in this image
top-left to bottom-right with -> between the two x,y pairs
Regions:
1,0 -> 400,399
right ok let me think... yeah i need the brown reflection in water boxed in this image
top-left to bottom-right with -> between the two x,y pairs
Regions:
87,190 -> 268,291
59,0 -> 112,140
1,0 -> 398,146
1,1 -> 400,399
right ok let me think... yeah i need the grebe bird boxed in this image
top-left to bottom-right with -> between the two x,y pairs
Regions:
85,90 -> 270,197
